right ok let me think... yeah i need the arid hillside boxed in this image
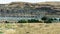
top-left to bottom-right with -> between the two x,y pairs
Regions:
0,2 -> 60,17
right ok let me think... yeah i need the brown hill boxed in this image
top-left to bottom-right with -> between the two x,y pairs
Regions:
0,2 -> 60,17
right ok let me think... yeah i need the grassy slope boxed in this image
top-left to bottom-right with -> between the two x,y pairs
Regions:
0,23 -> 60,34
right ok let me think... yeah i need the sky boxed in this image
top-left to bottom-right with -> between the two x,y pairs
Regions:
0,0 -> 60,4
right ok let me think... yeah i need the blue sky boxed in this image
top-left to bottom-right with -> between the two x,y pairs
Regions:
0,0 -> 60,4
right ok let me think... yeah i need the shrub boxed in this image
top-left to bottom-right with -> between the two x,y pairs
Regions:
50,18 -> 53,21
18,19 -> 27,23
54,18 -> 57,20
59,19 -> 60,21
0,31 -> 3,34
41,16 -> 48,21
44,19 -> 52,23
5,21 -> 9,23
41,16 -> 53,23
28,19 -> 39,23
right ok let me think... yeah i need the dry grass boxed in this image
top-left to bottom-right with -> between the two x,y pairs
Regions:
0,23 -> 60,34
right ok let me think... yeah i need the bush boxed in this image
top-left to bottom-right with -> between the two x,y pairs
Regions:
17,19 -> 43,23
54,18 -> 57,20
59,19 -> 60,21
50,18 -> 53,21
5,21 -> 9,23
18,19 -> 27,23
41,16 -> 48,21
28,19 -> 39,23
41,16 -> 53,23
44,20 -> 52,23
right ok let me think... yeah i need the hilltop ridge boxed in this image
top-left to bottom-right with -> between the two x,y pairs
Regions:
0,2 -> 60,17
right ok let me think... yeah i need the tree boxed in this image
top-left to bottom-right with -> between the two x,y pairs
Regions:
28,19 -> 39,23
44,19 -> 52,23
59,19 -> 60,21
54,18 -> 57,20
49,18 -> 54,21
5,21 -> 9,23
18,19 -> 27,23
41,16 -> 53,23
41,16 -> 47,21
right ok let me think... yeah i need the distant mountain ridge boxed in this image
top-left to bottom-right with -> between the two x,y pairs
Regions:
8,2 -> 60,10
0,2 -> 60,17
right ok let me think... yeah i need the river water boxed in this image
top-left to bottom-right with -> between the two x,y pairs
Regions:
0,17 -> 38,21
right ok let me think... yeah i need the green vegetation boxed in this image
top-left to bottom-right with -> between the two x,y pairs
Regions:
18,19 -> 27,23
2,16 -> 59,23
17,19 -> 40,23
41,16 -> 53,23
44,19 -> 52,23
5,21 -> 9,23
0,31 -> 3,34
41,16 -> 48,21
3,17 -> 57,23
28,19 -> 40,23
